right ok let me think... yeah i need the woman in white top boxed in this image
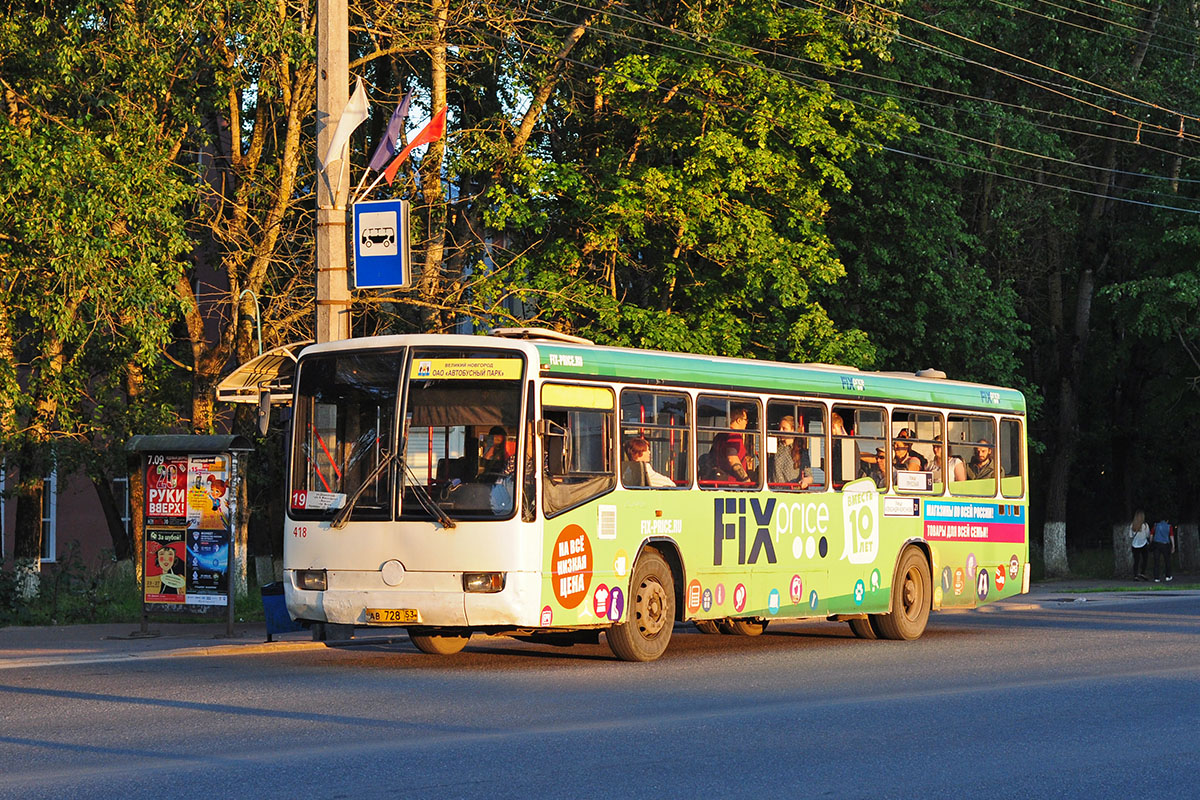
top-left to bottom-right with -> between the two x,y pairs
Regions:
1129,510 -> 1150,580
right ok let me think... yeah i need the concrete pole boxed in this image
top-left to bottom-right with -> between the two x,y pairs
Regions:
315,0 -> 352,343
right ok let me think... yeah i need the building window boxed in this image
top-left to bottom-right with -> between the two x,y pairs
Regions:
112,476 -> 132,536
41,468 -> 58,563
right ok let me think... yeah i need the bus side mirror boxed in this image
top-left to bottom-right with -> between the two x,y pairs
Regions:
258,391 -> 271,436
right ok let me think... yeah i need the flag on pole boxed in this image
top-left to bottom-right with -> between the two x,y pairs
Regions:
367,90 -> 414,173
382,105 -> 448,185
323,76 -> 369,167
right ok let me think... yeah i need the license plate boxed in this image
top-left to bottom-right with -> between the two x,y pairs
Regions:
365,608 -> 419,624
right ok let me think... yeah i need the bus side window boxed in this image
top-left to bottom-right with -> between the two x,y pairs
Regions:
697,395 -> 761,489
831,404 -> 887,490
766,399 -> 825,492
947,414 -> 997,497
541,384 -> 616,516
620,389 -> 690,489
1000,418 -> 1024,499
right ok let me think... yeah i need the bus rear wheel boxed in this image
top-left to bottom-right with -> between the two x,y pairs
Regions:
408,629 -> 471,655
873,548 -> 931,641
847,617 -> 877,639
719,618 -> 768,636
607,548 -> 675,662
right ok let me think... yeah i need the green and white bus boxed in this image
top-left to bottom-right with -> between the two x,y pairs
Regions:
284,329 -> 1028,661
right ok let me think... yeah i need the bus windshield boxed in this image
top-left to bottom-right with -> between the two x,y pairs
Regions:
401,349 -> 525,521
289,349 -> 401,520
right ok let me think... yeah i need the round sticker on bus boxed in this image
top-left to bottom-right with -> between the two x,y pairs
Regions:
942,567 -> 953,592
854,579 -> 866,606
540,605 -> 553,626
966,553 -> 977,581
870,568 -> 881,592
733,583 -> 747,613
976,568 -> 990,601
768,589 -> 781,615
995,565 -> 1006,591
809,590 -> 819,610
790,575 -> 803,605
607,587 -> 624,622
702,588 -> 713,612
687,579 -> 703,613
1009,554 -> 1020,580
715,584 -> 726,606
593,584 -> 610,618
953,568 -> 965,595
551,525 -> 593,609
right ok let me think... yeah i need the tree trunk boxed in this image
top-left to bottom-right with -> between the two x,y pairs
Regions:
91,470 -> 133,561
12,442 -> 44,600
1178,522 -> 1199,573
1112,523 -> 1133,577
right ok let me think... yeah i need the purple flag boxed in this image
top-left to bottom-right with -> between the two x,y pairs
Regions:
367,90 -> 413,172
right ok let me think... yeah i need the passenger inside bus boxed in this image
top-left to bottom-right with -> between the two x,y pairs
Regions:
966,439 -> 1000,480
770,415 -> 811,489
891,429 -> 927,476
708,405 -> 757,484
622,436 -> 675,488
931,436 -> 966,485
480,425 -> 515,478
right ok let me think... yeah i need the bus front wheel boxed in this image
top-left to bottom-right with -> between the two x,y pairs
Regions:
607,548 -> 675,662
873,548 -> 931,641
408,629 -> 471,655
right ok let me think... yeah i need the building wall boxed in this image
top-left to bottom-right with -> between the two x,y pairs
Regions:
1,468 -> 123,573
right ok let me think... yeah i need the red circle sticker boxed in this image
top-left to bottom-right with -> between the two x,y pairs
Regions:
995,565 -> 1006,591
790,575 -> 804,605
593,584 -> 610,618
734,583 -> 747,613
687,579 -> 703,613
552,524 -> 593,609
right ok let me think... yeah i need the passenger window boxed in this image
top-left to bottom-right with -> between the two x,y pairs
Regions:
766,400 -> 826,492
541,384 -> 616,516
830,405 -> 887,490
1000,418 -> 1024,499
620,390 -> 689,489
891,410 -> 940,494
947,415 -> 997,497
697,396 -> 761,489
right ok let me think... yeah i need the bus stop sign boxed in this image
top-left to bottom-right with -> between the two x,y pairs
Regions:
352,198 -> 410,289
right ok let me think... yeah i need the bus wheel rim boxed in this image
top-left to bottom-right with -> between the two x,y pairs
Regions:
638,578 -> 668,637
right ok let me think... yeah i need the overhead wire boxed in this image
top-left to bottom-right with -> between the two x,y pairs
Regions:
792,0 -> 1200,142
526,12 -> 1200,212
984,0 -> 1200,58
544,0 -> 1200,180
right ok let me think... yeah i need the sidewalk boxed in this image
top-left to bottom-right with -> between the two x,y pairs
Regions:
0,621 -> 326,670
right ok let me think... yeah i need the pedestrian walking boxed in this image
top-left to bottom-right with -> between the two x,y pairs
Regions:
1150,517 -> 1175,583
1129,510 -> 1150,580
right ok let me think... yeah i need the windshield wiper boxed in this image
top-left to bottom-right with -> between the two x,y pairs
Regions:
400,459 -> 457,529
331,450 -> 397,529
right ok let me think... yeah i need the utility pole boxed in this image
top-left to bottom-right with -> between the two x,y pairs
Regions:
315,0 -> 352,343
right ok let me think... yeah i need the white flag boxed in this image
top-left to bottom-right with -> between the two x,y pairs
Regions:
323,76 -> 369,167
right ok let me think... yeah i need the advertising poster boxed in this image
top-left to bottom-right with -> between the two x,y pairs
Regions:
145,529 -> 187,604
145,454 -> 188,526
185,529 -> 231,606
187,455 -> 233,531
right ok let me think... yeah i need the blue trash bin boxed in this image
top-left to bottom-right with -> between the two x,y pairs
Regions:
261,582 -> 304,641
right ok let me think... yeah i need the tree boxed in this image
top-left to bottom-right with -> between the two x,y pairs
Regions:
0,1 -> 192,595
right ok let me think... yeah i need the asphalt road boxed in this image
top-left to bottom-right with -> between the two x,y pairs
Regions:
1,591 -> 1197,799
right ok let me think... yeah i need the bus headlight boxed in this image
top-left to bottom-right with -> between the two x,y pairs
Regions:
463,572 -> 506,593
296,569 -> 327,592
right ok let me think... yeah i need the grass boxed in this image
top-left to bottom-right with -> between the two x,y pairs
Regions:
1,545 -> 266,628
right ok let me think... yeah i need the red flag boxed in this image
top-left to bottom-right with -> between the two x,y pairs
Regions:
383,105 -> 448,185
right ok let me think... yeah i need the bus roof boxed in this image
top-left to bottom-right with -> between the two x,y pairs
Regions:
299,332 -> 1026,414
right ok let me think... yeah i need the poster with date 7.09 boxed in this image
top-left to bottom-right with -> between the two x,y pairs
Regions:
145,529 -> 187,604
